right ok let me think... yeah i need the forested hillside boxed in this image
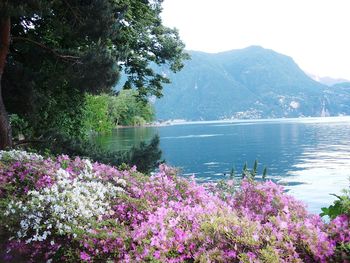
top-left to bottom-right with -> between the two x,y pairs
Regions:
155,46 -> 350,120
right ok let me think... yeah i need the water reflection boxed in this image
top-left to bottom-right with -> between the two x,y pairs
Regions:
95,127 -> 157,151
95,130 -> 162,173
282,142 -> 350,213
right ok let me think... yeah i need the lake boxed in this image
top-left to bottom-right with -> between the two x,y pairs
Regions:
96,116 -> 350,214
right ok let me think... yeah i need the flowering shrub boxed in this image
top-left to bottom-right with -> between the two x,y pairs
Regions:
0,150 -> 349,262
5,168 -> 121,243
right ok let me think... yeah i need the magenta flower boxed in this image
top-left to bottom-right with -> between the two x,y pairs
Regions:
80,251 -> 91,261
0,150 -> 349,262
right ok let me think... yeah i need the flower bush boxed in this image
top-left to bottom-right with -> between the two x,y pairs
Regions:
0,150 -> 349,262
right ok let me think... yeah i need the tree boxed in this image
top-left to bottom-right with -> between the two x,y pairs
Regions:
107,90 -> 155,126
0,0 -> 188,149
83,94 -> 114,134
0,15 -> 11,149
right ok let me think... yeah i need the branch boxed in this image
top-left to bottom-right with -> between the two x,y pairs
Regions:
12,36 -> 81,62
14,139 -> 46,146
63,0 -> 84,25
0,17 -> 11,75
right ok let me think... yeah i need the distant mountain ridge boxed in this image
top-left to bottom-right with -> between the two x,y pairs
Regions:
155,46 -> 350,120
307,73 -> 350,86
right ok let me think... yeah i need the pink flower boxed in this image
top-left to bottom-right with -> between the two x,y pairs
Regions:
1,151 -> 348,262
80,252 -> 91,261
153,251 -> 161,259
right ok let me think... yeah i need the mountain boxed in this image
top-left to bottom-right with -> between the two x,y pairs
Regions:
155,46 -> 342,120
308,74 -> 350,86
323,82 -> 350,115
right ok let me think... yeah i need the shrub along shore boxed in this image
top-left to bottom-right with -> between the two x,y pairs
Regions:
0,150 -> 349,262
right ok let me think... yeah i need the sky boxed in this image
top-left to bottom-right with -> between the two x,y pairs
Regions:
161,0 -> 350,80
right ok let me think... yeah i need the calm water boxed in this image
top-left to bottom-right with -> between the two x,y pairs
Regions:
96,117 -> 350,214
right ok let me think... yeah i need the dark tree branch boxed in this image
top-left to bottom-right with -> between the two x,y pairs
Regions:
0,18 -> 10,75
63,0 -> 83,25
14,139 -> 46,147
0,17 -> 12,149
12,36 -> 81,62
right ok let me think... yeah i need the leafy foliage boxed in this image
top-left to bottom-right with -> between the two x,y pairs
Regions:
83,94 -> 114,134
241,160 -> 267,180
214,160 -> 268,199
320,183 -> 350,260
108,90 -> 155,126
9,114 -> 33,141
321,191 -> 350,219
82,90 -> 155,135
2,0 -> 187,146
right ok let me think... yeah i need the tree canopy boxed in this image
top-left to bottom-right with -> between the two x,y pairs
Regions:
0,0 -> 188,149
83,91 -> 155,135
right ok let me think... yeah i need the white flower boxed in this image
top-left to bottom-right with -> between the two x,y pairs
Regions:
2,151 -> 128,244
115,178 -> 127,187
5,166 -> 124,243
83,159 -> 93,172
0,150 -> 43,161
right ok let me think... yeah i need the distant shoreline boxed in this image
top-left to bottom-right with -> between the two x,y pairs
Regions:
116,115 -> 350,129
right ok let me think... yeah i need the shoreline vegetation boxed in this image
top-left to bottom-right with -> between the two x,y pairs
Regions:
83,91 -> 155,134
117,115 -> 350,129
0,150 -> 349,262
116,119 -> 187,129
1,0 -> 189,151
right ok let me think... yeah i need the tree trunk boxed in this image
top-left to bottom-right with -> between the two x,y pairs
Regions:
0,17 -> 12,149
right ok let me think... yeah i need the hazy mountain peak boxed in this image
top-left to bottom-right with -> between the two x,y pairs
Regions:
155,47 -> 350,120
307,73 -> 350,86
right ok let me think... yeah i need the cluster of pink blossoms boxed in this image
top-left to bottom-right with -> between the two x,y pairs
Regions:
0,150 -> 349,262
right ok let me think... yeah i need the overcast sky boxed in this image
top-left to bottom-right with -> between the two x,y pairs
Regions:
161,0 -> 350,80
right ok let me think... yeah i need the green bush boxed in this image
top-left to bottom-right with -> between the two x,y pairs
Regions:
9,114 -> 33,141
321,190 -> 350,219
83,94 -> 114,134
107,90 -> 155,126
82,91 -> 155,134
